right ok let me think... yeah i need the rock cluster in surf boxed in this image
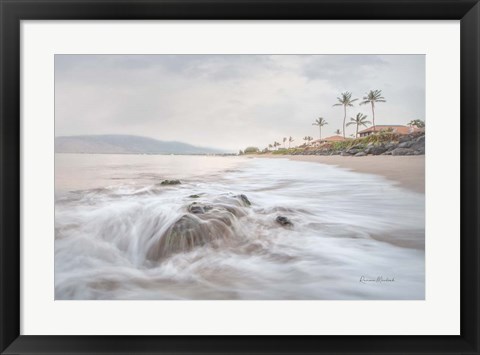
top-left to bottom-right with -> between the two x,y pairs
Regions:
146,194 -> 252,260
160,179 -> 182,185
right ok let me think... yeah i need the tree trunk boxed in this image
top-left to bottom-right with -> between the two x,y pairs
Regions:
356,125 -> 359,137
343,106 -> 346,138
372,102 -> 376,132
319,126 -> 322,140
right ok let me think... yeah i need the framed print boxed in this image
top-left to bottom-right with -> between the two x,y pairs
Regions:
0,0 -> 479,354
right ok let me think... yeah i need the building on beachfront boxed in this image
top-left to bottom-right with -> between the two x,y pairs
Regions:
311,135 -> 347,147
357,125 -> 422,138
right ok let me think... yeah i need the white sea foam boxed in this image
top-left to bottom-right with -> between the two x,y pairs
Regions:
55,154 -> 425,300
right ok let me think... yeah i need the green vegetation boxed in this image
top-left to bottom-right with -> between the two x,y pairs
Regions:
360,89 -> 386,132
267,131 -> 401,155
243,146 -> 260,154
408,119 -> 425,128
271,147 -> 304,155
330,131 -> 399,151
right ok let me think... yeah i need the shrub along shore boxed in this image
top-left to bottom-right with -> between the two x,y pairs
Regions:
252,131 -> 425,157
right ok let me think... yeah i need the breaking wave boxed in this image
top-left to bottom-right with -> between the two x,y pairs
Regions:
55,155 -> 425,300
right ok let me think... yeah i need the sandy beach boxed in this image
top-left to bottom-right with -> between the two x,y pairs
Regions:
259,155 -> 425,194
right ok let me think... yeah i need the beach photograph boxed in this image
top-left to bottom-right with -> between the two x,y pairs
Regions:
55,54 -> 425,300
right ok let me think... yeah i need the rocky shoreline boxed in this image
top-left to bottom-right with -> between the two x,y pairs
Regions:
291,132 -> 425,157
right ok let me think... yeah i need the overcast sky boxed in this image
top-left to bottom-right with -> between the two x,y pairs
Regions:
55,55 -> 425,151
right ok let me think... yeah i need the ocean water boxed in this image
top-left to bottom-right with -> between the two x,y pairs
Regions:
55,153 -> 425,300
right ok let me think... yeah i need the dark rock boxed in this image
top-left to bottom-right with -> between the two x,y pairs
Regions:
347,148 -> 361,154
354,152 -> 366,157
410,135 -> 425,152
189,194 -> 201,198
340,151 -> 352,157
237,194 -> 251,206
188,204 -> 203,214
416,135 -> 425,144
161,179 -> 181,185
398,141 -> 414,149
147,214 -> 235,260
370,146 -> 387,155
188,202 -> 213,214
276,216 -> 293,227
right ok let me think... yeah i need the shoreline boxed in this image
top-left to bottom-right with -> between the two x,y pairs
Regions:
257,155 -> 425,194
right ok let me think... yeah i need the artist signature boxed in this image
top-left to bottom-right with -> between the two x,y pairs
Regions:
359,276 -> 395,284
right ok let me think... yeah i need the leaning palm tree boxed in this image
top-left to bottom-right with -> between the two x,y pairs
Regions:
333,92 -> 358,138
360,89 -> 386,132
346,113 -> 372,137
283,137 -> 287,149
273,141 -> 281,150
312,117 -> 328,140
288,136 -> 294,148
268,143 -> 273,151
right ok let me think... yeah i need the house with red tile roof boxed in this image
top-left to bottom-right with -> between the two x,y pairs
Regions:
357,125 -> 421,138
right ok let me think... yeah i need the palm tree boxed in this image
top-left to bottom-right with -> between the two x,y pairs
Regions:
283,137 -> 287,149
334,129 -> 341,135
312,117 -> 328,140
307,136 -> 313,144
273,141 -> 281,150
288,136 -> 294,148
268,144 -> 273,151
346,113 -> 372,137
333,92 -> 358,138
360,89 -> 386,132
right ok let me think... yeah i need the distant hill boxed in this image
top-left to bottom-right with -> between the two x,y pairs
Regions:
55,135 -> 228,155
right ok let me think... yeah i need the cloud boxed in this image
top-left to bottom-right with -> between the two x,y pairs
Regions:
55,54 -> 425,151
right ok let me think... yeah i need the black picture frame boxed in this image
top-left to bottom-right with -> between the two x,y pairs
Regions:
1,0 -> 479,354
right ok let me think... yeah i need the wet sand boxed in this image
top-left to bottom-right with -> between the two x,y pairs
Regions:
259,155 -> 425,193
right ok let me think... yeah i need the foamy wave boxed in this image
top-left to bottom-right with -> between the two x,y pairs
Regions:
55,157 -> 425,300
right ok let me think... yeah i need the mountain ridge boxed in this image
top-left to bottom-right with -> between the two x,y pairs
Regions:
55,135 -> 228,155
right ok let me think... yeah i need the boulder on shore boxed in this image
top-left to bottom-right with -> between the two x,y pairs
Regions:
370,146 -> 387,155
